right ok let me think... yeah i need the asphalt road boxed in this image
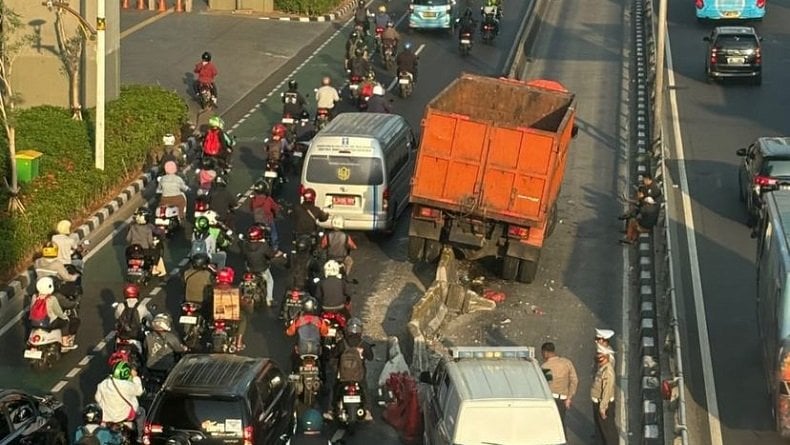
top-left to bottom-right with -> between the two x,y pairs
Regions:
438,0 -> 633,443
665,0 -> 790,443
0,0 -> 535,443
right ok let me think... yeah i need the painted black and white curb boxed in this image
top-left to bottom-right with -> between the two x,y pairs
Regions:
633,0 -> 662,444
0,138 -> 198,314
255,0 -> 357,22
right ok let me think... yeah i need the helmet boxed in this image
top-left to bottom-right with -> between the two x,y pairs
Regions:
204,210 -> 219,226
302,296 -> 318,314
127,243 -> 144,258
42,242 -> 59,258
350,30 -> 359,39
217,267 -> 235,285
322,76 -> 332,86
355,47 -> 365,57
373,85 -> 385,96
123,283 -> 140,300
194,216 -> 210,233
56,220 -> 71,235
404,41 -> 413,51
386,20 -> 394,28
357,0 -> 364,7
112,361 -> 132,380
288,79 -> 298,90
152,313 -> 173,332
347,317 -> 363,335
82,403 -> 103,424
331,215 -> 345,230
202,51 -> 211,62
191,253 -> 210,269
200,156 -> 216,171
272,123 -> 287,138
164,160 -> 178,175
324,260 -> 341,278
378,5 -> 386,13
163,133 -> 176,146
248,225 -> 265,242
302,188 -> 316,204
208,115 -> 224,129
295,235 -> 311,253
36,277 -> 55,295
299,110 -> 310,121
253,181 -> 270,195
133,208 -> 149,225
300,409 -> 323,432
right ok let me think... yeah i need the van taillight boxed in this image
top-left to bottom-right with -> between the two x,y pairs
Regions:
755,47 -> 762,64
710,48 -> 717,65
755,175 -> 777,187
382,188 -> 390,210
695,0 -> 703,8
756,0 -> 765,7
243,425 -> 254,445
417,206 -> 440,219
508,226 -> 529,239
298,184 -> 305,196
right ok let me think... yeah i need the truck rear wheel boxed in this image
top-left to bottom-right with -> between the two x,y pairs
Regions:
424,239 -> 442,262
501,256 -> 519,281
408,236 -> 426,262
517,260 -> 538,284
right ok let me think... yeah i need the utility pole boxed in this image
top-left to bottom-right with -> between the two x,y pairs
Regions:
95,0 -> 106,170
653,0 -> 668,137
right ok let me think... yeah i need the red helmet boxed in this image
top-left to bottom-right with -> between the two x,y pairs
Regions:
302,188 -> 316,203
217,267 -> 235,285
248,225 -> 265,241
123,283 -> 140,299
272,123 -> 287,139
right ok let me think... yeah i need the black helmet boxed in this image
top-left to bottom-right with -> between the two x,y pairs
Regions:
253,181 -> 270,195
200,156 -> 216,170
82,403 -> 102,424
202,51 -> 211,61
303,296 -> 318,314
299,110 -> 310,121
288,79 -> 298,90
295,235 -> 311,253
350,30 -> 359,39
191,253 -> 210,269
357,0 -> 364,7
347,317 -> 363,335
355,47 -> 365,57
133,207 -> 150,224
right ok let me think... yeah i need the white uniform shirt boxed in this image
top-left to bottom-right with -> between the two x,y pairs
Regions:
95,376 -> 143,423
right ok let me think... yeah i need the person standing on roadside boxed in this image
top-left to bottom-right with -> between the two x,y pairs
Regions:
540,342 -> 578,429
591,343 -> 617,445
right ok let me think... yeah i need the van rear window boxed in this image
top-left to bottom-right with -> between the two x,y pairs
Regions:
306,155 -> 383,186
151,394 -> 245,437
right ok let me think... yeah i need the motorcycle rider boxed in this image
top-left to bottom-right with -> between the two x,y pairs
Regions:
157,160 -> 189,220
51,219 -> 80,267
349,47 -> 372,80
285,297 -> 329,371
74,403 -> 122,445
265,123 -> 290,181
203,116 -> 235,169
241,224 -> 284,307
353,0 -> 370,35
144,313 -> 187,375
373,5 -> 391,32
315,260 -> 351,320
315,76 -> 341,120
214,266 -> 248,351
457,8 -> 477,39
282,79 -> 307,119
29,276 -> 79,351
366,85 -> 391,113
321,216 -> 357,276
480,0 -> 500,35
126,208 -> 166,277
95,361 -> 144,437
114,284 -> 153,356
291,187 -> 330,239
208,175 -> 237,227
296,109 -> 317,142
333,317 -> 374,420
289,235 -> 320,291
396,41 -> 419,82
345,31 -> 368,71
35,242 -> 81,297
183,253 -> 215,308
249,182 -> 281,250
193,51 -> 218,103
291,409 -> 332,445
381,20 -> 400,55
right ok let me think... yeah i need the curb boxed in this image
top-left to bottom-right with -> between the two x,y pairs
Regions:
505,0 -> 542,79
237,0 -> 356,22
0,137 -> 198,316
632,0 -> 663,443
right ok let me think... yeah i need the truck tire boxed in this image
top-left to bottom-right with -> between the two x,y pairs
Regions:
408,236 -> 426,262
424,239 -> 442,262
518,260 -> 539,284
546,203 -> 559,237
501,256 -> 519,281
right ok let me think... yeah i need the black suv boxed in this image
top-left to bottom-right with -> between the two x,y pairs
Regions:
737,137 -> 790,226
704,26 -> 763,85
0,389 -> 68,445
143,354 -> 297,445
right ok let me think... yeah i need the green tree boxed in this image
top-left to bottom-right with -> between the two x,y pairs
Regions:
53,7 -> 87,120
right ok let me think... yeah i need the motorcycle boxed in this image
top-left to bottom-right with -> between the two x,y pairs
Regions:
374,25 -> 384,50
321,310 -> 347,355
197,82 -> 215,111
125,242 -> 157,285
211,318 -> 240,353
193,196 -> 210,221
240,271 -> 266,310
280,289 -> 307,327
25,297 -> 80,370
336,381 -> 365,429
281,112 -> 298,144
179,302 -> 206,351
459,31 -> 473,56
292,353 -> 321,406
481,16 -> 498,43
262,160 -> 281,197
398,71 -> 414,98
154,201 -> 182,237
357,81 -> 377,111
315,108 -> 331,131
348,74 -> 363,100
381,41 -> 396,71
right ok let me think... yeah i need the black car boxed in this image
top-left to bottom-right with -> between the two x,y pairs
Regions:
737,137 -> 790,226
704,26 -> 763,85
0,389 -> 68,445
143,354 -> 297,445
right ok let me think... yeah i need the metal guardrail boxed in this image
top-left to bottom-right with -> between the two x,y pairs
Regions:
504,0 -> 539,79
642,0 -> 690,443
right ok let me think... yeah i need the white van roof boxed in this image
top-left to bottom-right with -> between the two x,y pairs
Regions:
318,112 -> 410,143
449,359 -> 554,401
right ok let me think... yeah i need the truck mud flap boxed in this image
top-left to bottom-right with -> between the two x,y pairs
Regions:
506,241 -> 541,263
408,217 -> 442,241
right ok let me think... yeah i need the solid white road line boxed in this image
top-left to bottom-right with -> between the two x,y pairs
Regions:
83,216 -> 134,261
386,43 -> 426,91
666,26 -> 724,445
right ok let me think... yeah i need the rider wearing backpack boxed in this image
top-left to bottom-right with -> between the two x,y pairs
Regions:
29,276 -> 79,351
74,403 -> 121,445
144,313 -> 187,373
327,317 -> 373,421
114,284 -> 152,346
203,116 -> 235,169
320,216 -> 358,276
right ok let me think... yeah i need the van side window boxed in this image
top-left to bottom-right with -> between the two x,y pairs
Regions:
257,368 -> 285,409
385,132 -> 409,179
437,373 -> 452,412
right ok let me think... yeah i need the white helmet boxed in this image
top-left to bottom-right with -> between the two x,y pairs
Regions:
323,260 -> 341,278
151,313 -> 173,332
373,85 -> 385,96
162,133 -> 176,146
204,210 -> 219,226
331,215 -> 345,230
36,277 -> 55,295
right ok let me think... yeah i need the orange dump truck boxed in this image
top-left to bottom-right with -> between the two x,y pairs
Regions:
408,73 -> 577,283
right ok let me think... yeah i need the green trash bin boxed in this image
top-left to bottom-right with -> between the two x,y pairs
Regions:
15,150 -> 43,183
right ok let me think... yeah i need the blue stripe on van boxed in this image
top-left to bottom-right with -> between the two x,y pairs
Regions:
372,184 -> 378,231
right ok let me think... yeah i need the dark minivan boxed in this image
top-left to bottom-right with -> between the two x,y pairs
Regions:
704,26 -> 763,85
143,354 -> 296,445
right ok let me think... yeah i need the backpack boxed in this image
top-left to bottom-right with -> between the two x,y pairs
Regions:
116,301 -> 142,339
338,341 -> 365,383
190,234 -> 209,257
29,295 -> 50,328
326,231 -> 348,260
355,7 -> 366,22
203,129 -> 222,157
76,426 -> 101,445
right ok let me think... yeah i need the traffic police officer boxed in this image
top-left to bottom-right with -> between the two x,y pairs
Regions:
540,342 -> 578,429
591,342 -> 617,445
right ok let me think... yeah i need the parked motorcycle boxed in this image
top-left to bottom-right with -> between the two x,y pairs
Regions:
459,31 -> 473,56
398,71 -> 414,98
179,302 -> 206,351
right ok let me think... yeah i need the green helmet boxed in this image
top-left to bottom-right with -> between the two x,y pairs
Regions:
300,409 -> 323,432
208,115 -> 224,130
194,216 -> 210,233
112,361 -> 132,380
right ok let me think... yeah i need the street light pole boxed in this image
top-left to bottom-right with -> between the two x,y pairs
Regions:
653,0 -> 668,136
95,0 -> 106,171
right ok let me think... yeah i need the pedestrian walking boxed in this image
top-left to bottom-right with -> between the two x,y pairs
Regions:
540,342 -> 578,429
591,343 -> 617,445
